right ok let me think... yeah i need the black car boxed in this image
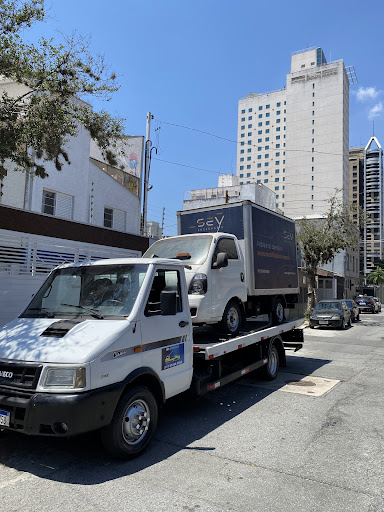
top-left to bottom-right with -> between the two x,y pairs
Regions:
355,296 -> 377,314
310,300 -> 351,329
344,299 -> 360,322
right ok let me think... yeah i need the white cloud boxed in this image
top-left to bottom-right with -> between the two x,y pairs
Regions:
368,102 -> 383,120
356,87 -> 379,102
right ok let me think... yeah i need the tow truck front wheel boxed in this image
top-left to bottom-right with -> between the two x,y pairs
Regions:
101,386 -> 158,459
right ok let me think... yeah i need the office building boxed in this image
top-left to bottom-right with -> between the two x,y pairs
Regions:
237,47 -> 353,218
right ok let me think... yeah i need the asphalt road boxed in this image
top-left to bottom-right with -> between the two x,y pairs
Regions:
1,312 -> 384,511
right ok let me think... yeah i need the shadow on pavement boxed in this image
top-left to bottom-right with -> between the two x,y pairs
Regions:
0,355 -> 331,485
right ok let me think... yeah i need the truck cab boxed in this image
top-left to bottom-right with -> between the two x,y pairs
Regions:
0,258 -> 193,458
143,233 -> 247,334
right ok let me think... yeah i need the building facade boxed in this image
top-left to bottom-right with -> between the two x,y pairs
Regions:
237,47 -> 350,218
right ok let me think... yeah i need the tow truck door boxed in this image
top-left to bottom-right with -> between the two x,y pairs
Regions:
139,267 -> 193,398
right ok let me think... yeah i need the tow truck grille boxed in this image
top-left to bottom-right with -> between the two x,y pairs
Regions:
0,362 -> 42,390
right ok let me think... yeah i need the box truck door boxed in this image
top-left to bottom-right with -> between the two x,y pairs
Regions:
211,237 -> 246,318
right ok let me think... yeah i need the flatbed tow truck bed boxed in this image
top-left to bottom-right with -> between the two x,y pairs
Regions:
191,318 -> 305,396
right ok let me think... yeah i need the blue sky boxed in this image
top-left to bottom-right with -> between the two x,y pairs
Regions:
26,0 -> 384,235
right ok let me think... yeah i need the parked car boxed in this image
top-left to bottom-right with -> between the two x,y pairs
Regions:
355,296 -> 378,314
372,297 -> 382,312
344,299 -> 360,322
310,300 -> 351,329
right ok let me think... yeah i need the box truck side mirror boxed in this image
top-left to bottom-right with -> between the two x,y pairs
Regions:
212,252 -> 228,270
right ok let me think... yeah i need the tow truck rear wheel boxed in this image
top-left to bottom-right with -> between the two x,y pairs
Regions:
101,386 -> 158,459
272,298 -> 285,325
261,341 -> 279,380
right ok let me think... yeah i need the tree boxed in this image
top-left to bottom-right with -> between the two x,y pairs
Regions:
296,194 -> 360,312
0,0 -> 126,179
367,266 -> 384,287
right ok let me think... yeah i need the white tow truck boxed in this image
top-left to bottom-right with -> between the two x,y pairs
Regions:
0,258 -> 303,458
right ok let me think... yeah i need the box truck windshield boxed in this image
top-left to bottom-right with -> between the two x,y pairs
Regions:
21,263 -> 148,319
144,235 -> 213,265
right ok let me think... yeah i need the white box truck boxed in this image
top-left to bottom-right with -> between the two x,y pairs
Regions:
144,201 -> 299,334
0,258 -> 303,458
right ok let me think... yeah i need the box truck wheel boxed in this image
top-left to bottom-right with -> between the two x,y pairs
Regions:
272,298 -> 285,325
261,341 -> 279,380
101,386 -> 158,459
220,300 -> 242,336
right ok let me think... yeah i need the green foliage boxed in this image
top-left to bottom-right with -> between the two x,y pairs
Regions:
296,194 -> 361,309
367,266 -> 384,286
0,0 -> 125,178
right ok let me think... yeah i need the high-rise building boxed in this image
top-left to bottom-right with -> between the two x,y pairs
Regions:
349,138 -> 384,274
237,47 -> 353,218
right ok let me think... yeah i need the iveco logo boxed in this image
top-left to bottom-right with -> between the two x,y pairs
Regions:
0,371 -> 13,378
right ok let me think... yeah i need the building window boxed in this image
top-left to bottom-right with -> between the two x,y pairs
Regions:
241,133 -> 245,138
247,140 -> 252,145
265,129 -> 270,133
312,157 -> 314,162
266,121 -> 270,125
259,106 -> 262,110
247,165 -> 251,170
240,181 -> 243,185
276,152 -> 280,157
248,124 -> 252,128
275,186 -> 279,191
248,108 -> 252,112
265,162 -> 269,167
247,157 -> 251,161
312,111 -> 314,115
257,179 -> 261,183
241,142 -> 244,146
240,157 -> 244,162
264,179 -> 268,183
247,148 -> 252,153
276,119 -> 280,123
276,144 -> 280,148
265,145 -> 269,149
258,146 -> 262,151
248,116 -> 252,120
104,207 -> 113,228
258,114 -> 262,118
240,149 -> 244,154
257,171 -> 261,176
265,137 -> 269,142
240,166 -> 244,170
264,170 -> 269,175
241,109 -> 245,114
276,127 -> 280,131
266,104 -> 270,109
275,169 -> 280,174
241,117 -> 245,122
277,102 -> 281,107
248,132 -> 252,136
265,154 -> 269,158
276,160 -> 280,165
241,125 -> 245,130
275,177 -> 279,182
276,111 -> 280,115
276,135 -> 280,140
247,172 -> 251,176
258,122 -> 262,126
240,173 -> 244,177
257,155 -> 261,159
258,138 -> 262,143
42,190 -> 55,216
258,130 -> 262,134
257,163 -> 261,168
266,113 -> 270,118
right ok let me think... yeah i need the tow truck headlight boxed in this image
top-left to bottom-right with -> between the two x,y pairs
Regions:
188,273 -> 207,295
42,367 -> 86,389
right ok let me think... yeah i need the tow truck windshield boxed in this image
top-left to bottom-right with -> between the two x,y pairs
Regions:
21,263 -> 148,319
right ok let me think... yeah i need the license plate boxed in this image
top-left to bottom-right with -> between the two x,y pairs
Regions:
319,320 -> 328,325
0,410 -> 10,427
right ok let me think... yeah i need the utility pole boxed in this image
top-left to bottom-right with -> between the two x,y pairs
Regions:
161,207 -> 165,237
142,111 -> 153,236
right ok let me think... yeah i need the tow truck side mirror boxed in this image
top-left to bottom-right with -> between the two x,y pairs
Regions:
160,291 -> 177,316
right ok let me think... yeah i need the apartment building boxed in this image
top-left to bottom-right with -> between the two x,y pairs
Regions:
237,47 -> 351,218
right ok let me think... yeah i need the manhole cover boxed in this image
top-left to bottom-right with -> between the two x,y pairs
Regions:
285,380 -> 316,387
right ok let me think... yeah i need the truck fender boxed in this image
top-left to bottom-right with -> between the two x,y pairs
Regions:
121,367 -> 166,407
262,335 -> 286,368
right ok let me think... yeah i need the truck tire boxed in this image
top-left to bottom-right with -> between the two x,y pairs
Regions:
220,300 -> 242,336
101,386 -> 158,459
272,298 -> 285,325
261,341 -> 279,380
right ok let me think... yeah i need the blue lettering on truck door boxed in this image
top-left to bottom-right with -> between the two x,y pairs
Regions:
180,206 -> 244,238
252,207 -> 298,290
